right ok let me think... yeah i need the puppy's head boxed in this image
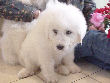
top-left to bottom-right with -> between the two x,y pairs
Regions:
36,0 -> 87,53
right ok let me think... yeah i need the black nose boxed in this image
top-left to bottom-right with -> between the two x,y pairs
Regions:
57,45 -> 64,50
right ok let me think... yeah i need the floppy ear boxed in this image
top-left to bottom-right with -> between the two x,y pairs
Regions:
78,29 -> 87,45
72,32 -> 81,46
77,23 -> 87,44
77,33 -> 82,43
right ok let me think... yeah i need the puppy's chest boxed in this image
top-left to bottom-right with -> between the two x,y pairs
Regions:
53,54 -> 64,65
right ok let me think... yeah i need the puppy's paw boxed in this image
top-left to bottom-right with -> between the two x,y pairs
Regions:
18,68 -> 35,79
46,75 -> 58,83
56,65 -> 70,76
67,65 -> 81,74
40,72 -> 58,83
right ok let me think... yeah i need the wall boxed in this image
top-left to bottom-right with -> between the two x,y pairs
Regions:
93,0 -> 109,8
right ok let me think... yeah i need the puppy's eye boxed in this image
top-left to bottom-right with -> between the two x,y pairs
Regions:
66,30 -> 72,35
53,29 -> 58,35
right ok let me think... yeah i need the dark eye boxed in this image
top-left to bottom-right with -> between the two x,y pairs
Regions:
53,29 -> 58,35
66,30 -> 72,35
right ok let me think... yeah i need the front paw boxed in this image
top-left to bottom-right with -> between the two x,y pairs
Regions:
46,75 -> 58,83
67,65 -> 81,74
56,65 -> 70,76
40,72 -> 58,83
18,68 -> 35,79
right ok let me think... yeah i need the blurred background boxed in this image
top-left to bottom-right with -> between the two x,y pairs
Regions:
94,0 -> 109,8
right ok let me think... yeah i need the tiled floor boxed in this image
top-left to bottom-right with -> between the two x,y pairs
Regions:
0,53 -> 110,83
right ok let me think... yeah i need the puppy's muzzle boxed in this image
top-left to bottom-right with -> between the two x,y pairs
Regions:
56,44 -> 64,50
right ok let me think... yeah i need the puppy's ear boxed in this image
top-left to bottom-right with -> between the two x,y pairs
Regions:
76,33 -> 82,44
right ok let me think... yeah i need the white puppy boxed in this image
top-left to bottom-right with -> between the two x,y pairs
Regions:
1,0 -> 87,83
19,1 -> 87,82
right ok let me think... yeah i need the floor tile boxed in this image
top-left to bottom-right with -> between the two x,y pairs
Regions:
0,57 -> 109,83
58,73 -> 98,83
0,72 -> 18,83
73,77 -> 100,83
89,70 -> 110,83
76,59 -> 102,75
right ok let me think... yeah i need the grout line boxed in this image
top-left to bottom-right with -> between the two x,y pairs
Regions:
71,68 -> 103,83
82,72 -> 102,83
9,76 -> 32,83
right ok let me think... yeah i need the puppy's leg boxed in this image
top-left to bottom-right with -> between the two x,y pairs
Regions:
18,68 -> 35,79
18,60 -> 37,79
56,65 -> 70,76
39,57 -> 58,83
18,68 -> 36,79
63,53 -> 81,74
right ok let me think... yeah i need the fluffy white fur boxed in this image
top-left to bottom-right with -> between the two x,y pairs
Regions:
1,0 -> 87,83
1,0 -> 49,65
